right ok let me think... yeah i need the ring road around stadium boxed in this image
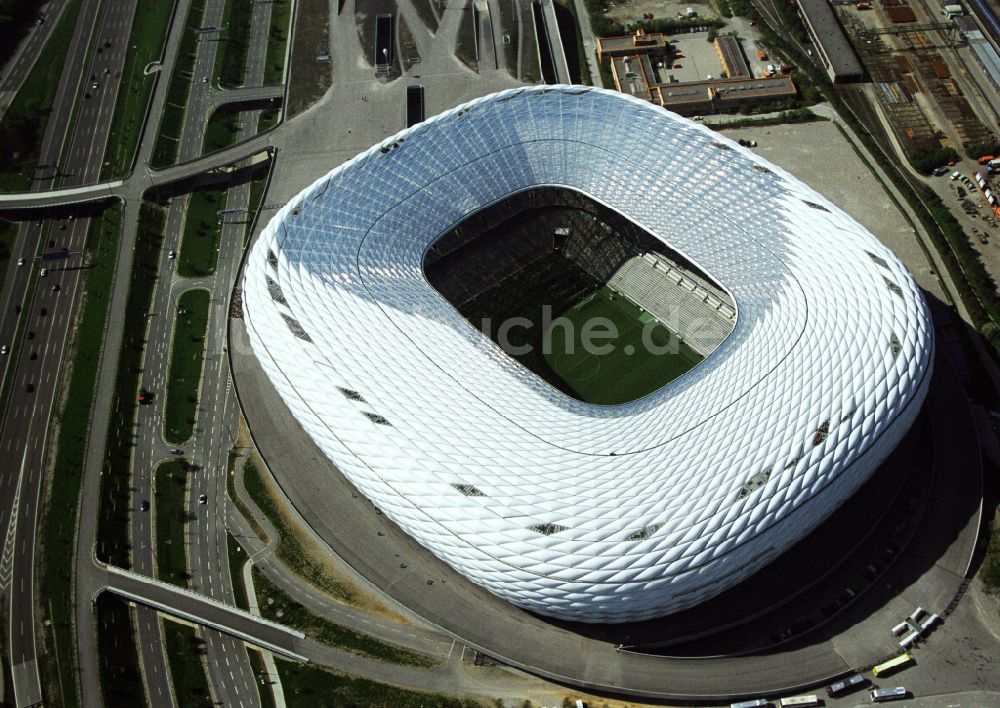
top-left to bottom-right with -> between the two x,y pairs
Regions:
242,86 -> 933,624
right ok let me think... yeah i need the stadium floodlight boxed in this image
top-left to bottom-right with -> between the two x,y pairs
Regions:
242,86 -> 933,623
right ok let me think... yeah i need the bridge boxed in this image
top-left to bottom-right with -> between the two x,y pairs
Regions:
0,135 -> 275,210
100,564 -> 308,661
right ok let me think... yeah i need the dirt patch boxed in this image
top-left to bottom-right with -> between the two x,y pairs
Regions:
454,0 -> 479,71
398,14 -> 420,66
410,0 -> 440,32
356,0 -> 404,80
606,0 -> 720,26
288,0 -> 332,116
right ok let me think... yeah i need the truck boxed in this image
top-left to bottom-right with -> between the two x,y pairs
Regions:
977,155 -> 995,164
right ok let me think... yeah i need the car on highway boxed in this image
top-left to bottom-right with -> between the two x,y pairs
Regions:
39,268 -> 47,277
0,345 -> 7,355
26,331 -> 34,340
40,307 -> 47,317
29,352 -> 37,360
25,383 -> 34,393
168,250 -> 176,260
52,284 -> 59,292
137,389 -> 154,404
17,258 -> 24,266
198,494 -> 208,504
140,500 -> 150,512
169,448 -> 183,455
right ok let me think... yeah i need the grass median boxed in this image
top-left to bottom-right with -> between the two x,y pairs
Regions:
216,0 -> 253,87
164,288 -> 210,444
264,0 -> 292,87
0,219 -> 16,292
163,620 -> 213,704
154,459 -> 191,586
248,650 -> 278,708
274,660 -> 486,707
96,199 -> 165,567
39,203 -> 122,708
151,0 -> 207,168
228,534 -> 251,610
96,594 -> 144,707
177,187 -> 227,277
252,568 -> 438,667
202,105 -> 241,155
100,0 -> 175,179
0,0 -> 81,191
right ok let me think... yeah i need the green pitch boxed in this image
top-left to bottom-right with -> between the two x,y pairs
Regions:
543,287 -> 703,405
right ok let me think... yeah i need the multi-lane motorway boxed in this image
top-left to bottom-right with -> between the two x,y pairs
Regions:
0,0 -> 137,704
127,0 -> 277,702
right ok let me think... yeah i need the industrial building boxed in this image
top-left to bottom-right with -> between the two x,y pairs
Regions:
795,0 -> 865,81
714,35 -> 752,78
609,51 -> 798,115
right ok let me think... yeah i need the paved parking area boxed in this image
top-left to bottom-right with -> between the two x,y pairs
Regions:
719,118 -> 948,303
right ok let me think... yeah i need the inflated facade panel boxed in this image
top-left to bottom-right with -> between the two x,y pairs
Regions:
242,86 -> 933,622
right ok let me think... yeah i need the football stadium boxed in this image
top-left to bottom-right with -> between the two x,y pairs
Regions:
241,86 -> 933,623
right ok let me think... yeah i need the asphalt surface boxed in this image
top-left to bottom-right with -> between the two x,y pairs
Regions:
0,0 -> 136,704
124,0 -> 279,704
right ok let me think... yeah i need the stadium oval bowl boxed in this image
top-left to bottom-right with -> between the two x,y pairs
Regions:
241,86 -> 933,623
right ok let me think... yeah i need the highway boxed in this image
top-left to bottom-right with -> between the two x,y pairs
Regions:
0,0 -> 136,705
125,0 -> 278,702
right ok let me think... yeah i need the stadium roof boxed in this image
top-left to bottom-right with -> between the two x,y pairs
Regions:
242,86 -> 933,623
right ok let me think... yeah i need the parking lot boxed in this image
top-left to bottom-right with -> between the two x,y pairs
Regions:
719,118 -> 948,302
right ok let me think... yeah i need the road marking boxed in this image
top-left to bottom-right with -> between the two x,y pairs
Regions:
0,449 -> 27,590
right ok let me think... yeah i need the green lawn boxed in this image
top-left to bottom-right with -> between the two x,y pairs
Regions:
215,0 -> 254,87
154,460 -> 190,586
97,200 -> 165,568
164,288 -> 210,444
275,660 -> 486,708
257,107 -> 280,133
177,188 -> 226,276
40,204 -> 122,708
100,0 -> 175,179
543,287 -> 702,405
202,105 -> 241,155
163,620 -> 212,704
151,0 -> 207,168
0,0 -> 81,191
252,569 -> 438,667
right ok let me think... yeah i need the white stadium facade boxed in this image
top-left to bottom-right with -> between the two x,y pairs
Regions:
242,86 -> 934,623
